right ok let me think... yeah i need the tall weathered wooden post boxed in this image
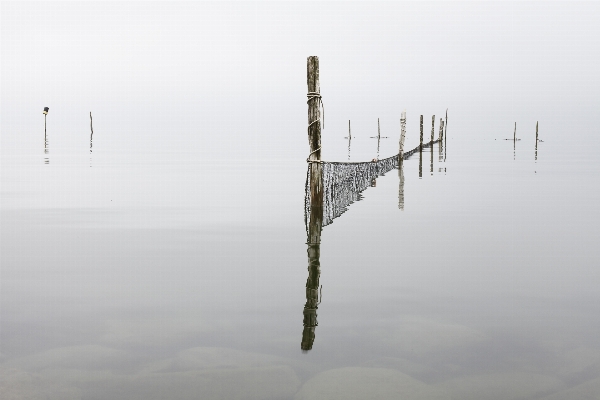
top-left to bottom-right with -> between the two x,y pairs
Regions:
302,56 -> 324,352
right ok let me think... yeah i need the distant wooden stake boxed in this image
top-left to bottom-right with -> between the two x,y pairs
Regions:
514,122 -> 516,141
431,115 -> 435,144
376,118 -> 381,158
444,109 -> 448,160
419,115 -> 424,151
349,120 -> 351,139
439,118 -> 444,141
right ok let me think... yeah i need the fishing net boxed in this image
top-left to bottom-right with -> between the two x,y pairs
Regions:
304,140 -> 439,229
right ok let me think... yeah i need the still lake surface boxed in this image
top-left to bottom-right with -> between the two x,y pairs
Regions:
2,116 -> 600,399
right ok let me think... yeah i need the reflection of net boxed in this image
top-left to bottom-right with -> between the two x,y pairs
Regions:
305,140 -> 438,228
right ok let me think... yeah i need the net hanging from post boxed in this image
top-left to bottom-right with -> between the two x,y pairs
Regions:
304,140 -> 439,230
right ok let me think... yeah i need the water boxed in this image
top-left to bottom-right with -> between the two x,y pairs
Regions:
2,112 -> 600,399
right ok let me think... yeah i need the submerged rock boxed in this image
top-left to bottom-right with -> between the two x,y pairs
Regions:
360,356 -> 435,381
141,346 -> 288,374
365,317 -> 485,357
0,367 -> 81,400
539,377 -> 600,400
434,372 -> 565,400
82,365 -> 300,400
294,367 -> 449,400
3,345 -> 129,372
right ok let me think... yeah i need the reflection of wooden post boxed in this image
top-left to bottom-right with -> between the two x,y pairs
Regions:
439,119 -> 444,161
303,56 -> 324,352
430,134 -> 434,175
398,159 -> 404,210
535,121 -> 538,161
419,115 -> 424,151
90,112 -> 94,154
431,115 -> 435,144
302,242 -> 321,351
419,146 -> 423,178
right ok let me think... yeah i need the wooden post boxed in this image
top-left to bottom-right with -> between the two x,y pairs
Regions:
431,115 -> 435,144
399,110 -> 406,164
377,117 -> 381,157
306,56 -> 323,245
349,120 -> 351,139
419,115 -> 424,151
444,109 -> 448,160
307,56 -> 322,162
514,122 -> 516,142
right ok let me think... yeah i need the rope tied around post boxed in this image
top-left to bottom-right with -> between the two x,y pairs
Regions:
307,91 -> 324,130
306,147 -> 322,163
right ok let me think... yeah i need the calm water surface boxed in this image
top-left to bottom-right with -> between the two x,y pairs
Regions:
2,120 -> 600,399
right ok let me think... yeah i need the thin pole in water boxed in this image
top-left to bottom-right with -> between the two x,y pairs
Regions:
419,115 -> 424,151
431,115 -> 435,144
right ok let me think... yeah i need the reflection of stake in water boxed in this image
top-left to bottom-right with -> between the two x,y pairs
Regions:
535,121 -> 542,162
43,107 -> 49,164
89,111 -> 94,167
398,160 -> 404,210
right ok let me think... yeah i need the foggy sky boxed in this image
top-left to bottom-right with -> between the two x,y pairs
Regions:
2,2 -> 599,157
